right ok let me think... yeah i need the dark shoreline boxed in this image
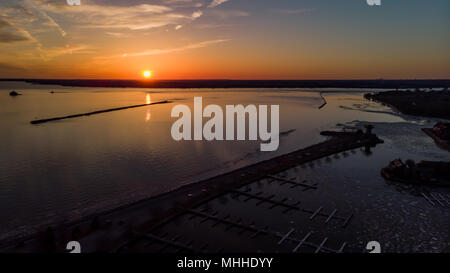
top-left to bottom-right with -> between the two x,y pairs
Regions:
365,90 -> 450,119
1,79 -> 449,89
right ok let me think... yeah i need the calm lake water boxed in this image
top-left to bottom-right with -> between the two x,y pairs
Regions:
0,81 -> 448,246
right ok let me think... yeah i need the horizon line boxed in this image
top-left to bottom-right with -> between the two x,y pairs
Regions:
1,78 -> 450,81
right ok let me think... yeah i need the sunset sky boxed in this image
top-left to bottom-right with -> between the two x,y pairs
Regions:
0,0 -> 449,79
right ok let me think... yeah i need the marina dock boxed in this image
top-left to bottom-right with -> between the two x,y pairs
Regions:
0,129 -> 384,253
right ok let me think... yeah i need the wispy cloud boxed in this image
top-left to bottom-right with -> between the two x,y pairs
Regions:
37,3 -> 180,31
209,0 -> 229,8
41,45 -> 93,59
271,8 -> 315,15
105,32 -> 125,37
23,0 -> 66,37
1,0 -> 235,38
38,2 -> 171,15
165,0 -> 204,8
120,39 -> 229,58
0,0 -> 237,71
192,10 -> 203,19
0,62 -> 27,74
194,23 -> 239,29
0,18 -> 31,43
0,1 -> 67,40
0,31 -> 30,43
210,9 -> 249,20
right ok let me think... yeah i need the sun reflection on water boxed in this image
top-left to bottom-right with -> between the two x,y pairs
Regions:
145,109 -> 151,122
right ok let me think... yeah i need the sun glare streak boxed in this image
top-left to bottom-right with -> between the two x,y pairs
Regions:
146,94 -> 151,104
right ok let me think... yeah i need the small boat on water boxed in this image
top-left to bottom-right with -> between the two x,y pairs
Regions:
381,159 -> 450,187
9,91 -> 21,96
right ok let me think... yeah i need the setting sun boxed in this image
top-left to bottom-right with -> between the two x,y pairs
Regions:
143,71 -> 152,79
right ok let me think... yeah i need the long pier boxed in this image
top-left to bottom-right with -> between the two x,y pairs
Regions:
0,130 -> 383,252
30,100 -> 171,124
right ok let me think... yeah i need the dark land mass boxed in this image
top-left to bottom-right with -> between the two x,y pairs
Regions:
381,159 -> 450,187
365,90 -> 450,119
1,79 -> 449,89
422,123 -> 450,151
